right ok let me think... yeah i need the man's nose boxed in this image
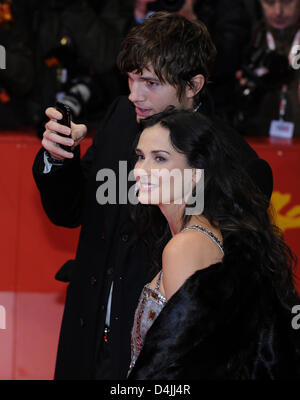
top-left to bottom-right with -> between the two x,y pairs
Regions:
128,81 -> 145,103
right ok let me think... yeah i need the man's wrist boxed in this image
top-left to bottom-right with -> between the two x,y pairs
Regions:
43,150 -> 64,174
45,151 -> 64,166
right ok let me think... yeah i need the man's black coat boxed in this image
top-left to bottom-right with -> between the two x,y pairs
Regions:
32,96 -> 273,379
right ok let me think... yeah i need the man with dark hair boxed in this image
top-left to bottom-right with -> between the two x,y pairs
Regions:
117,11 -> 216,109
33,12 -> 273,380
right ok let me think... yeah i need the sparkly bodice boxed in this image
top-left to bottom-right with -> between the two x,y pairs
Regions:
180,225 -> 224,255
128,271 -> 166,376
127,225 -> 224,376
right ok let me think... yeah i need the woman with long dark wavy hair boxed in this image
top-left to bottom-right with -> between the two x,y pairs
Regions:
127,108 -> 300,379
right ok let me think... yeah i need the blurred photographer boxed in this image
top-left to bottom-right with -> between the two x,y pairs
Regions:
30,0 -> 134,137
235,0 -> 300,138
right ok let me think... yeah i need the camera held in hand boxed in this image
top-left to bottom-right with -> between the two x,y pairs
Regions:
236,48 -> 295,119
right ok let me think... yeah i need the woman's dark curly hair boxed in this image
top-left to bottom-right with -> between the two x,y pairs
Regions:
131,108 -> 298,308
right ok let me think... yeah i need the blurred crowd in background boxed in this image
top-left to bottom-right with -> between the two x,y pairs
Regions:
0,0 -> 299,137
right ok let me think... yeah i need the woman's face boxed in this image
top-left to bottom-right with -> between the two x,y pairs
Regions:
134,124 -> 197,206
260,0 -> 300,30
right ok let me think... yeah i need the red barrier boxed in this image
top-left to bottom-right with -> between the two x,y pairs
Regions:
248,137 -> 300,292
0,132 -> 299,380
0,131 -> 89,379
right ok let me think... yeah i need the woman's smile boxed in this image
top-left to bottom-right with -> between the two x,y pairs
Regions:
138,181 -> 159,192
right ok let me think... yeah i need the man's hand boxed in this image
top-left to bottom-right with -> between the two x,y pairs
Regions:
42,107 -> 87,160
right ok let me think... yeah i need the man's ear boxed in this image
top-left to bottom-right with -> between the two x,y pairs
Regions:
186,74 -> 205,99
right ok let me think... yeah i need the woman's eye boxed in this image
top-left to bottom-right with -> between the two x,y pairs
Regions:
136,154 -> 144,161
155,156 -> 166,162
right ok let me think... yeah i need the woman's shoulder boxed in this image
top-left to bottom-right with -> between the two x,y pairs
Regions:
163,227 -> 222,269
161,226 -> 223,300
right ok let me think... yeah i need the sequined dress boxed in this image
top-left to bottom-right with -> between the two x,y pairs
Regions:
127,225 -> 224,376
127,270 -> 166,376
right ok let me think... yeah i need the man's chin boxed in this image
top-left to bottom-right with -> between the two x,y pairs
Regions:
136,114 -> 149,123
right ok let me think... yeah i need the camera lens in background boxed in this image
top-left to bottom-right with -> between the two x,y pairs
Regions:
56,76 -> 92,117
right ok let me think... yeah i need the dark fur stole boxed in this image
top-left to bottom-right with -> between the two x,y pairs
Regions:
128,253 -> 300,380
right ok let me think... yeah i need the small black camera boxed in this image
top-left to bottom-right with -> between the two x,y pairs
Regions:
234,47 -> 296,129
238,48 -> 294,105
